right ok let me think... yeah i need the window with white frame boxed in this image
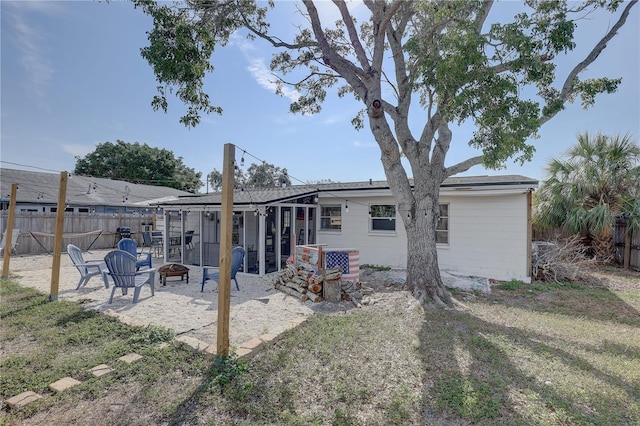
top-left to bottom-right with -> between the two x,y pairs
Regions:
369,204 -> 396,231
320,205 -> 342,230
436,203 -> 449,244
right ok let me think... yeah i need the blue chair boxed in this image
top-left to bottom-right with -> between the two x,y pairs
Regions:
103,250 -> 156,304
201,246 -> 245,292
117,238 -> 152,271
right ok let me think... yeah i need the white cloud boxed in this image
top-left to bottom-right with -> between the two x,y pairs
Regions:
230,33 -> 300,103
246,57 -> 300,103
4,3 -> 63,109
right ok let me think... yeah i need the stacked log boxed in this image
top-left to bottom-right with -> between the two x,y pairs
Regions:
274,265 -> 344,303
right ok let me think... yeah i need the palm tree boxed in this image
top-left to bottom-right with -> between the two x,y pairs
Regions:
534,132 -> 640,261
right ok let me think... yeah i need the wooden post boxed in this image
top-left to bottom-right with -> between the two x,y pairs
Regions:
50,172 -> 68,301
258,211 -> 265,276
217,144 -> 235,356
1,183 -> 18,279
624,230 -> 631,269
526,189 -> 532,279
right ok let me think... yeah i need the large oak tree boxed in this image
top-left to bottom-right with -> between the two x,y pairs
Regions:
74,140 -> 202,193
132,0 -> 636,306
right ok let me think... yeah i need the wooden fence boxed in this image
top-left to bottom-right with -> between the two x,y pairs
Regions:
1,212 -> 157,255
614,218 -> 640,271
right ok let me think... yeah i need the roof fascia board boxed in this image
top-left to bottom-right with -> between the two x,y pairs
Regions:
439,187 -> 536,197
159,189 -> 319,208
441,181 -> 538,188
318,188 -> 392,198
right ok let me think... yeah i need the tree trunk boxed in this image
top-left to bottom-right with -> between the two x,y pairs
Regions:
367,111 -> 456,307
403,187 -> 453,307
592,230 -> 614,264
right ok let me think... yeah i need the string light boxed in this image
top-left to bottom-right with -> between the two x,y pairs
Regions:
3,148 -> 383,214
233,144 -> 371,211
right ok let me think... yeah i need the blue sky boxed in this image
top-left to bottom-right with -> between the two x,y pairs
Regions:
1,1 -> 638,190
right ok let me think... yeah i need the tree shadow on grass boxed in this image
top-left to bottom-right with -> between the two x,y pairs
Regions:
418,285 -> 640,425
491,282 -> 640,327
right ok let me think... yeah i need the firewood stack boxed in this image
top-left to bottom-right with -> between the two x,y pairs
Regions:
274,265 -> 362,303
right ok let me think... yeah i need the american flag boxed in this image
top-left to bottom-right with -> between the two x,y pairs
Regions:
325,251 -> 360,281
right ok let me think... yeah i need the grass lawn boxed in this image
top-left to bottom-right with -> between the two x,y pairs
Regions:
1,265 -> 639,425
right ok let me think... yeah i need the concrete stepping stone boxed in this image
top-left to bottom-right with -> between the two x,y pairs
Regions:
236,347 -> 253,358
240,337 -> 263,351
118,353 -> 143,363
6,391 -> 43,409
90,364 -> 115,377
49,377 -> 82,392
259,333 -> 278,343
175,335 -> 209,351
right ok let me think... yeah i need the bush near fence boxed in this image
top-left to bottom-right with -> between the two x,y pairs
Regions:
1,212 -> 157,255
533,221 -> 639,271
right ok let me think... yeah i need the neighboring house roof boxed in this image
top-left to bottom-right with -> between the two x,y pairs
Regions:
0,168 -> 191,207
157,175 -> 539,209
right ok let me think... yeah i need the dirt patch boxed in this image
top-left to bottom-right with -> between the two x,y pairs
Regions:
582,265 -> 640,291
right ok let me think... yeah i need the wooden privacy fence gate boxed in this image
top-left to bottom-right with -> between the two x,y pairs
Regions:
0,212 -> 156,255
614,218 -> 640,271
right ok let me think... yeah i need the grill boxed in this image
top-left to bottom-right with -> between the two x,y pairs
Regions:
117,226 -> 131,239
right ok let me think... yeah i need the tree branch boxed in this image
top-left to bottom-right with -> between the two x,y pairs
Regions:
417,111 -> 442,157
245,25 -> 316,50
333,0 -> 370,71
276,71 -> 340,88
302,0 -> 368,98
379,0 -> 405,35
540,0 -> 637,126
385,5 -> 415,156
475,0 -> 494,30
444,155 -> 484,178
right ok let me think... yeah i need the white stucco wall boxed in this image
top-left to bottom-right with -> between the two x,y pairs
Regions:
317,195 -> 408,269
316,190 -> 531,282
437,192 -> 530,282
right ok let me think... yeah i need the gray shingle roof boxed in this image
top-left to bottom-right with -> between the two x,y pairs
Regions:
0,168 -> 191,207
157,174 -> 538,208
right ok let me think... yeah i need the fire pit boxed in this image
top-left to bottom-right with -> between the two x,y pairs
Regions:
158,264 -> 190,286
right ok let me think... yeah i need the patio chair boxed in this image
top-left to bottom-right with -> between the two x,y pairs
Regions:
142,231 -> 152,248
201,246 -> 245,292
67,244 -> 109,289
185,230 -> 195,249
0,229 -> 20,255
143,230 -> 162,257
151,230 -> 164,257
103,250 -> 156,304
117,238 -> 152,270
